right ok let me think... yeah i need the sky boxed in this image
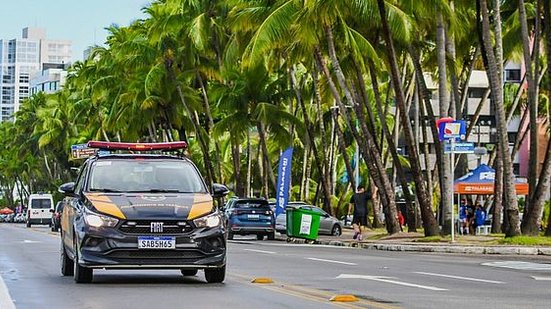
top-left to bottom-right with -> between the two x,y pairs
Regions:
0,0 -> 150,62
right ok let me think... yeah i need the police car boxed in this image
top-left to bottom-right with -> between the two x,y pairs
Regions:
59,141 -> 229,283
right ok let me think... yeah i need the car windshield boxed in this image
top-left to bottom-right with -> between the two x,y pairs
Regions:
88,159 -> 206,193
234,201 -> 269,209
31,199 -> 51,209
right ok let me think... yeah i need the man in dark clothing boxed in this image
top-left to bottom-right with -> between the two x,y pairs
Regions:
348,185 -> 370,241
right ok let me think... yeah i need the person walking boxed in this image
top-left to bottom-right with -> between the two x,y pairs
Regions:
348,185 -> 371,241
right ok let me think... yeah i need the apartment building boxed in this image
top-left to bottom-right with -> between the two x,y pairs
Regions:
0,27 -> 71,121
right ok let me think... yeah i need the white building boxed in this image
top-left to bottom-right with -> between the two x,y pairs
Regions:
30,66 -> 68,95
0,27 -> 71,121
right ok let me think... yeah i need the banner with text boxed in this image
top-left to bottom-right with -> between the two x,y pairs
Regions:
275,147 -> 294,217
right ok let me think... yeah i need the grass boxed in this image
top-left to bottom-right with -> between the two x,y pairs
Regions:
497,236 -> 551,246
414,236 -> 448,243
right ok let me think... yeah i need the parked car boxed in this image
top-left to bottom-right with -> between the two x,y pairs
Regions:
51,201 -> 64,232
276,205 -> 342,236
14,213 -> 25,223
27,193 -> 54,227
224,198 -> 275,240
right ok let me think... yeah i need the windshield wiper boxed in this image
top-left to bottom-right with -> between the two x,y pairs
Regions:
146,189 -> 183,193
89,188 -> 122,193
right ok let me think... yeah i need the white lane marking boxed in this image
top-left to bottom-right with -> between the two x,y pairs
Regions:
482,261 -> 551,271
337,274 -> 448,291
414,272 -> 504,284
243,249 -> 277,254
23,240 -> 40,243
532,276 -> 551,281
0,274 -> 16,309
307,258 -> 357,266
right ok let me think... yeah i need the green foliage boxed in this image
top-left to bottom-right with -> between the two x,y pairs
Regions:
498,236 -> 551,246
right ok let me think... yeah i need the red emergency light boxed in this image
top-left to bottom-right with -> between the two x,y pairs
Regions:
87,141 -> 188,151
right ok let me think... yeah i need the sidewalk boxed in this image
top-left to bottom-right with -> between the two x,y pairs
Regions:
278,228 -> 551,256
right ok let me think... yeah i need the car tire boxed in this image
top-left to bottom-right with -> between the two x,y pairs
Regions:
204,266 -> 225,283
267,231 -> 275,240
227,231 -> 234,240
180,269 -> 198,277
60,238 -> 74,276
73,239 -> 93,283
331,225 -> 342,237
26,221 -> 31,228
256,234 -> 264,240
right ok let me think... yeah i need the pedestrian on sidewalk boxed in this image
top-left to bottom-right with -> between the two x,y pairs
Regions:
459,199 -> 468,235
348,185 -> 371,241
473,203 -> 487,235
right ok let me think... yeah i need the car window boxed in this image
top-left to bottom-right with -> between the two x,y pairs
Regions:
55,202 -> 64,212
88,159 -> 207,193
31,199 -> 52,209
234,201 -> 269,209
74,162 -> 88,194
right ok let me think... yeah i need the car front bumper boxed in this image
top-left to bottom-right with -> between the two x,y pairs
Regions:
75,225 -> 226,269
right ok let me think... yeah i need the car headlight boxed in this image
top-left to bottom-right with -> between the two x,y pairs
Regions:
193,212 -> 222,228
84,211 -> 119,228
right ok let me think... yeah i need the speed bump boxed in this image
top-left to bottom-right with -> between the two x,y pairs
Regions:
330,294 -> 359,302
251,277 -> 274,284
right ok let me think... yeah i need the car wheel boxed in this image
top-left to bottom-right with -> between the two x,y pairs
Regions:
60,237 -> 74,276
204,266 -> 225,283
256,234 -> 264,240
331,225 -> 342,237
73,239 -> 93,283
227,231 -> 234,240
26,221 -> 31,228
267,231 -> 275,240
180,269 -> 198,277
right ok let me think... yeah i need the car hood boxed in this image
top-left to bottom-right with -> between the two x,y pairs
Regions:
84,192 -> 214,220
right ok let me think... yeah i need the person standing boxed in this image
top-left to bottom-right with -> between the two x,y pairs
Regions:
348,185 -> 370,241
459,199 -> 468,235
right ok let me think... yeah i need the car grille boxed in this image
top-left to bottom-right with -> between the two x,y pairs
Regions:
118,220 -> 194,235
107,249 -> 206,260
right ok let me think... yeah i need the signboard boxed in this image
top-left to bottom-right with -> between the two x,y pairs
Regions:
438,120 -> 466,141
71,144 -> 97,159
275,147 -> 294,217
444,142 -> 475,154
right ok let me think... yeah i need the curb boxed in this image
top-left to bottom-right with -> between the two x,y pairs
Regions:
281,237 -> 551,256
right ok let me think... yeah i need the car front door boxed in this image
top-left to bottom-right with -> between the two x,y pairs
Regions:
62,163 -> 88,257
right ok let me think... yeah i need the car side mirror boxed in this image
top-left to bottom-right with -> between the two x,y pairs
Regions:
59,182 -> 76,196
212,183 -> 230,198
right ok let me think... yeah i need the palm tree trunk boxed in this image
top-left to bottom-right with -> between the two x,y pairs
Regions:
247,130 -> 252,197
291,66 -> 333,213
492,144 -> 503,233
167,65 -> 215,187
256,121 -> 276,193
322,28 -> 400,233
378,0 -> 439,236
232,139 -> 245,197
518,0 -> 539,207
332,108 -> 356,192
300,145 -> 309,201
437,12 -> 453,234
479,0 -> 521,236
369,61 -> 416,232
198,74 -> 222,181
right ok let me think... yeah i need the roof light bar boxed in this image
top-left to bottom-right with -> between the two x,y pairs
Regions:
87,141 -> 188,151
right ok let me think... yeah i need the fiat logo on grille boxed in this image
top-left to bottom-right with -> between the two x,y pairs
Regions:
150,222 -> 164,233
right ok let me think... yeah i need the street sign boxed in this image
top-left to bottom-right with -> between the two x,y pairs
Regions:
438,120 -> 466,141
71,144 -> 97,159
444,142 -> 475,154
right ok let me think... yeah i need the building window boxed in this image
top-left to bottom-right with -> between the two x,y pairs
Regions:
505,69 -> 521,82
468,88 -> 487,98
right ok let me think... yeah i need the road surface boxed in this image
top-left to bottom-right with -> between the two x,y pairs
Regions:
1,224 -> 550,308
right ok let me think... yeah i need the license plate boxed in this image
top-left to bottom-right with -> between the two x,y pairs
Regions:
138,236 -> 176,249
247,214 -> 260,219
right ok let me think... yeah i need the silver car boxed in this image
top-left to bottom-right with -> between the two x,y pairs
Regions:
275,205 -> 342,236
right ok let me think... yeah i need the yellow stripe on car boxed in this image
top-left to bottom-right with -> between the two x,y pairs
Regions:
84,194 -> 126,219
187,194 -> 214,220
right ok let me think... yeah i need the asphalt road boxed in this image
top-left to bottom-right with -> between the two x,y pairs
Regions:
1,224 -> 551,309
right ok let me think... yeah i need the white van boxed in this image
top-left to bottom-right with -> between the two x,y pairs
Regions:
26,193 -> 54,227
